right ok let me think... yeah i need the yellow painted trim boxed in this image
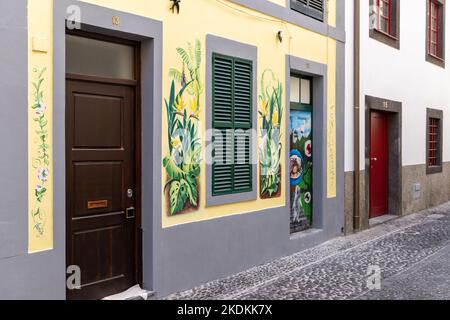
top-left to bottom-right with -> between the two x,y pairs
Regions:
268,0 -> 288,7
327,0 -> 337,28
326,38 -> 337,198
28,0 -> 54,253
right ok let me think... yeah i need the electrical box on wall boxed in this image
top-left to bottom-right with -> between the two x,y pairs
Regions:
412,183 -> 421,200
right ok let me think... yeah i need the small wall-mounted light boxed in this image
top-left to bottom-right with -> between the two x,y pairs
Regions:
277,31 -> 283,43
170,0 -> 181,14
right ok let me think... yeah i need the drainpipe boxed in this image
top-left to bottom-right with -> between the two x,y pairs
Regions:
353,0 -> 361,231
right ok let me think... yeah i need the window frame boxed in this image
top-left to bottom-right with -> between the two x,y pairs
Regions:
369,0 -> 400,49
205,35 -> 258,208
290,74 -> 313,108
290,0 -> 326,22
426,0 -> 446,68
426,108 -> 444,174
377,0 -> 393,36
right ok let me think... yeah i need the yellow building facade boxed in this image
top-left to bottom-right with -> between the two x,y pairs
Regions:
1,0 -> 345,299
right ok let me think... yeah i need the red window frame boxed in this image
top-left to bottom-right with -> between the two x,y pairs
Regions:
376,0 -> 393,36
428,0 -> 442,58
428,117 -> 440,167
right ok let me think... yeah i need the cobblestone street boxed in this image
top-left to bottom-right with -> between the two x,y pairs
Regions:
166,202 -> 450,300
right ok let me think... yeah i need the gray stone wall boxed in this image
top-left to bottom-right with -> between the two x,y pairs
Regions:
402,162 -> 450,215
345,162 -> 450,233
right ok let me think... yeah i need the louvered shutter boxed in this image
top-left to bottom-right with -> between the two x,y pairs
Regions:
232,59 -> 252,192
212,54 -> 234,195
212,54 -> 253,196
291,0 -> 325,21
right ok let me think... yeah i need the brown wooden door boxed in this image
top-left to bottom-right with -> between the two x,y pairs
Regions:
66,78 -> 137,300
369,111 -> 389,219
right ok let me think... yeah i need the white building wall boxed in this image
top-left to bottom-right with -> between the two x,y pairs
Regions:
345,0 -> 355,172
345,0 -> 450,172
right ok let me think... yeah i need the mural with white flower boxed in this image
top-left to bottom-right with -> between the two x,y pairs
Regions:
163,40 -> 202,216
259,69 -> 283,199
30,67 -> 50,236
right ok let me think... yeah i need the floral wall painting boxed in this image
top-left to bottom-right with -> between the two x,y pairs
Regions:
163,40 -> 202,216
259,69 -> 283,199
30,67 -> 50,237
290,109 -> 313,234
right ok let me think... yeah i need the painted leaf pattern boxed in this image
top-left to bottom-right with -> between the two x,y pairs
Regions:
31,67 -> 49,236
164,40 -> 202,216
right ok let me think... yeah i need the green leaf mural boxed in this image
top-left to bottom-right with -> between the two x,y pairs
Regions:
259,69 -> 283,199
164,40 -> 202,216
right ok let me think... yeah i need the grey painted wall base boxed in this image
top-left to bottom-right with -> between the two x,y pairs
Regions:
156,205 -> 344,296
0,250 -> 64,299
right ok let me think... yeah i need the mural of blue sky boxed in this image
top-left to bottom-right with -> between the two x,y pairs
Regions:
290,110 -> 311,139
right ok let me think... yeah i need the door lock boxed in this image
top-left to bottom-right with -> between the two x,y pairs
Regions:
127,188 -> 133,198
126,206 -> 136,219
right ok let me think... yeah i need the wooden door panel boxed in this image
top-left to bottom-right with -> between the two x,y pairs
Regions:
370,111 -> 389,218
71,224 -> 132,300
73,93 -> 123,148
73,162 -> 123,217
66,78 -> 136,300
72,224 -> 131,285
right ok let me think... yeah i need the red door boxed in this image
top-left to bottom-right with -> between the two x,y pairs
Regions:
370,111 -> 388,218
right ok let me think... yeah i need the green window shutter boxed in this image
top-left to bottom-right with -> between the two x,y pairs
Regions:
212,55 -> 233,128
233,60 -> 252,129
232,59 -> 252,193
212,54 -> 234,196
291,0 -> 325,21
212,54 -> 253,196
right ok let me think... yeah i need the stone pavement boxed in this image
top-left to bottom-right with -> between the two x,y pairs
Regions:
165,202 -> 450,300
359,244 -> 450,300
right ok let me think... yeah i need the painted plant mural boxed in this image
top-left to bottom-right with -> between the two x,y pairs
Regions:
259,69 -> 283,199
163,40 -> 202,216
290,110 -> 313,233
31,67 -> 49,236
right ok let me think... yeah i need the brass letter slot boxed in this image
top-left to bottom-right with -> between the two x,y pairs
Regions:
87,200 -> 108,210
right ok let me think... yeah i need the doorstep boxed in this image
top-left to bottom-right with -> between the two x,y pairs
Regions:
102,285 -> 155,300
369,214 -> 398,228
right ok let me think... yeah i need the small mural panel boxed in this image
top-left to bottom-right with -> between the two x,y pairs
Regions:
163,40 -> 202,216
30,67 -> 50,238
259,69 -> 283,199
290,109 -> 313,233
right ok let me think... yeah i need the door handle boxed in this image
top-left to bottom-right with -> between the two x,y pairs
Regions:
371,157 -> 378,162
126,206 -> 136,219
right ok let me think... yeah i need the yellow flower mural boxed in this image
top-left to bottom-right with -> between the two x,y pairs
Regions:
259,69 -> 283,199
163,40 -> 203,216
188,96 -> 200,119
174,95 -> 185,113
